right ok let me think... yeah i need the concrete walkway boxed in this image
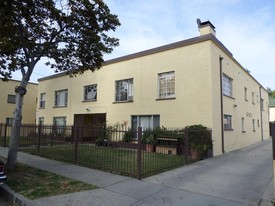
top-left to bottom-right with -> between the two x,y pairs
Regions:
0,139 -> 274,206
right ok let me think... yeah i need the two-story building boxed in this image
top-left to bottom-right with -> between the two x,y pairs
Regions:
0,79 -> 38,124
37,20 -> 269,156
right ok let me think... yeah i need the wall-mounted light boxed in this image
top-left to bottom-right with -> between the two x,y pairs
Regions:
86,108 -> 90,112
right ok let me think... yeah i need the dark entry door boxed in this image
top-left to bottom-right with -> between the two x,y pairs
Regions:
74,113 -> 106,127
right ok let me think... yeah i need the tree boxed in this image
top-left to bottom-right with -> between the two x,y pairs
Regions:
0,0 -> 120,170
267,87 -> 275,98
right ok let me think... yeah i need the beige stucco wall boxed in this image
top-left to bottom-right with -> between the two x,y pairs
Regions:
38,41 -> 214,130
209,42 -> 269,155
37,35 -> 269,157
0,79 -> 38,124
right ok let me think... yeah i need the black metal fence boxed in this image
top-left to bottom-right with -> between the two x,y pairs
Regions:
0,123 -> 212,179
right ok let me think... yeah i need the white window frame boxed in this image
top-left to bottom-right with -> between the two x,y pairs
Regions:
54,89 -> 68,107
131,115 -> 160,134
222,74 -> 233,97
115,78 -> 133,102
244,87 -> 248,101
224,114 -> 232,130
7,94 -> 16,104
252,92 -> 255,104
242,117 -> 245,132
84,84 -> 97,101
40,93 -> 46,108
6,118 -> 13,126
158,71 -> 175,99
53,117 -> 67,135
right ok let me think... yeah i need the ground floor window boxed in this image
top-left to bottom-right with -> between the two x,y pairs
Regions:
224,114 -> 232,130
6,118 -> 13,126
38,117 -> 44,125
131,115 -> 160,132
53,117 -> 66,134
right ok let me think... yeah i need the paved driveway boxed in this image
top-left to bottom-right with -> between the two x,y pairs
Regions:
145,140 -> 273,206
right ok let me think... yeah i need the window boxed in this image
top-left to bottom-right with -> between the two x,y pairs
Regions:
115,79 -> 133,102
40,93 -> 46,108
252,92 -> 255,104
252,119 -> 255,132
6,118 -> 13,126
7,95 -> 16,103
38,117 -> 44,125
222,74 -> 233,97
84,84 -> 97,101
261,98 -> 264,111
257,119 -> 260,127
242,117 -> 245,132
132,115 -> 160,132
53,117 -> 66,134
244,87 -> 248,101
224,114 -> 232,130
54,90 -> 68,107
158,72 -> 175,99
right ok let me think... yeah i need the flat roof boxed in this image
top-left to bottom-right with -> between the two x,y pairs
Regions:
37,33 -> 266,91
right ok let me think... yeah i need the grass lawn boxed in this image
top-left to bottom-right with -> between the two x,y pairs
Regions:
20,144 -> 187,178
5,163 -> 97,200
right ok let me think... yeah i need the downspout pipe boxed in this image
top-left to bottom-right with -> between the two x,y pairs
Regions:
219,55 -> 225,153
259,87 -> 264,141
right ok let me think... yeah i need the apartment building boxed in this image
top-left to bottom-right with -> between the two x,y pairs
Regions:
0,79 -> 38,124
37,20 -> 269,156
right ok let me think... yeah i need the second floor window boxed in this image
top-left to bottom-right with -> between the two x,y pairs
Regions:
55,89 -> 68,107
115,79 -> 133,102
222,74 -> 233,97
40,93 -> 46,108
84,84 -> 97,101
7,94 -> 16,103
158,71 -> 175,99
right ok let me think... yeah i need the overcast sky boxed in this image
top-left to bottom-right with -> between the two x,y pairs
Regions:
13,0 -> 275,89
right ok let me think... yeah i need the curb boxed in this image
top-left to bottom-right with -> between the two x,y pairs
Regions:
0,184 -> 35,206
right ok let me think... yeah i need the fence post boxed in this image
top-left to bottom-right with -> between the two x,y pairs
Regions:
73,126 -> 78,164
184,128 -> 189,163
0,123 -> 2,147
37,123 -> 42,155
137,127 -> 142,180
4,123 -> 8,147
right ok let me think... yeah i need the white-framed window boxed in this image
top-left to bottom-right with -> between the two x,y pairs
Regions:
54,89 -> 68,107
115,79 -> 133,102
222,74 -> 233,97
40,93 -> 46,108
224,114 -> 232,130
6,118 -> 13,126
53,117 -> 66,134
244,87 -> 248,101
38,117 -> 44,125
158,71 -> 175,99
261,98 -> 264,111
252,92 -> 255,104
132,115 -> 160,132
84,84 -> 97,101
242,117 -> 245,132
7,94 -> 16,103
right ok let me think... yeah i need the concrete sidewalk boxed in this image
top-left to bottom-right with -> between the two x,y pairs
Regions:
0,139 -> 274,206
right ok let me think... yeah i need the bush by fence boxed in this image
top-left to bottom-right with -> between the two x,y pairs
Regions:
0,123 -> 212,178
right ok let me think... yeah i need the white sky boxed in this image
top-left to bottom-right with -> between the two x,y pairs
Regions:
12,0 -> 275,90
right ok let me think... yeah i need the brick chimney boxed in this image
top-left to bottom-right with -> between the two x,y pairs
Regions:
197,19 -> 216,36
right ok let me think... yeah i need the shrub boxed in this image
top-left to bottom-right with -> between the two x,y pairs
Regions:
185,124 -> 212,155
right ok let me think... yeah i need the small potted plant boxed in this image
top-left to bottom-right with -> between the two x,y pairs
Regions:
142,130 -> 156,152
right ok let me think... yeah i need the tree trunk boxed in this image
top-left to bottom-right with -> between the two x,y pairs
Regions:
6,79 -> 28,170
